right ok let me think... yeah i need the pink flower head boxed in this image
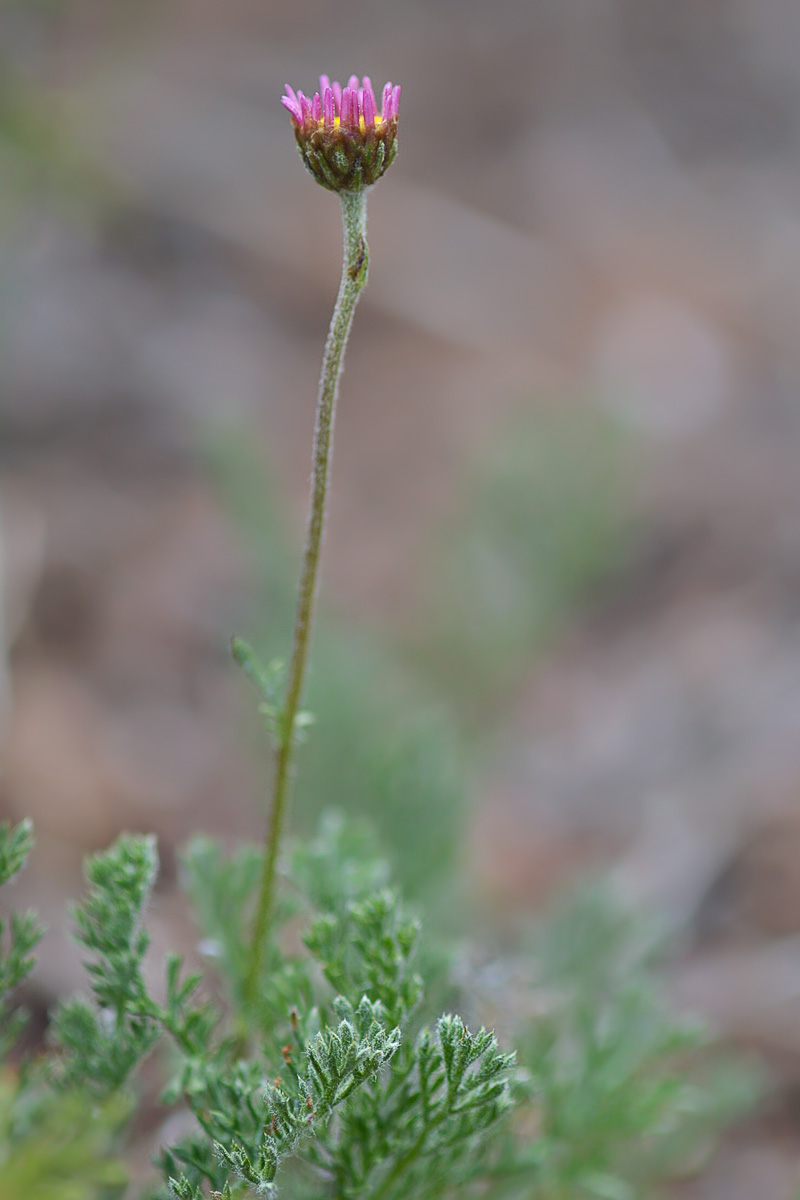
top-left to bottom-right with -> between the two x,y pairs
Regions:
281,74 -> 401,192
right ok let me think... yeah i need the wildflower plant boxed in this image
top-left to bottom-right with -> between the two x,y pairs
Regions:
242,72 -> 401,1012
0,74 -> 752,1200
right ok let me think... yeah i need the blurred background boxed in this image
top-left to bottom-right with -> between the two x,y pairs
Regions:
2,0 -> 800,1194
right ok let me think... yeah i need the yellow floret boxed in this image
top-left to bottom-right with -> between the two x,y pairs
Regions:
323,114 -> 383,131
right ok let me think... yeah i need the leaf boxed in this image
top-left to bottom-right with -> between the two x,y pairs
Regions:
0,820 -> 34,887
50,835 -> 160,1094
580,1171 -> 635,1200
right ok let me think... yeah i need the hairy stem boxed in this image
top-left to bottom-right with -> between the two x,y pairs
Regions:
244,189 -> 370,1009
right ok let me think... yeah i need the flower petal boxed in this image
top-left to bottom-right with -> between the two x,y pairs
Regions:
323,85 -> 335,127
281,94 -> 302,123
340,85 -> 356,130
361,82 -> 375,127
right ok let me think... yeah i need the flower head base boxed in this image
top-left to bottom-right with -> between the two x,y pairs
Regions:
282,75 -> 400,192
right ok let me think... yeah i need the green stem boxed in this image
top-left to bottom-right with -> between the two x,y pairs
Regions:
244,188 -> 370,1010
360,1122 -> 437,1200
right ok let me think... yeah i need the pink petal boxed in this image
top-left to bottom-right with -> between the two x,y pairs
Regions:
347,74 -> 360,92
319,74 -> 331,93
362,76 -> 377,113
361,82 -> 375,126
381,81 -> 392,121
340,86 -> 355,130
391,84 -> 401,119
281,94 -> 302,123
323,86 -> 335,127
311,91 -> 322,122
332,79 -> 342,112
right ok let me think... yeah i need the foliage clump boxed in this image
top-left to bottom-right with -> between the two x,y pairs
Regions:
0,816 -> 750,1200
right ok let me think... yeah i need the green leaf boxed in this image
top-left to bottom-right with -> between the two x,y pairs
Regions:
304,888 -> 422,1027
51,834 -> 160,1094
0,820 -> 34,887
0,1074 -> 129,1200
0,820 -> 42,1059
231,637 -> 286,742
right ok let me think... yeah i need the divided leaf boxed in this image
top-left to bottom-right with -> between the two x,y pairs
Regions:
0,820 -> 42,1058
316,1013 -> 514,1200
51,834 -> 160,1094
305,888 -> 422,1027
180,997 -> 399,1196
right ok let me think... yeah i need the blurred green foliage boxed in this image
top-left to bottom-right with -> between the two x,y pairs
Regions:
416,406 -> 633,723
0,821 -> 42,1060
0,818 -> 755,1200
209,428 -> 468,904
0,821 -> 128,1200
0,70 -> 112,230
506,888 -> 760,1199
0,1081 -> 128,1200
209,405 -> 633,900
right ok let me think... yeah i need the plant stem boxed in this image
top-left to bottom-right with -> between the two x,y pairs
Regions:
361,1120 -> 440,1200
244,188 -> 370,1010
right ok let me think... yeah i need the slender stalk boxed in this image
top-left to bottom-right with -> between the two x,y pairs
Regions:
244,188 -> 370,1009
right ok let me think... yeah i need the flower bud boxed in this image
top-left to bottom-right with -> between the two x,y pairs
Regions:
281,75 -> 400,192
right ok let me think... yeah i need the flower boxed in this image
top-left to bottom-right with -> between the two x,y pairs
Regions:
281,74 -> 401,192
